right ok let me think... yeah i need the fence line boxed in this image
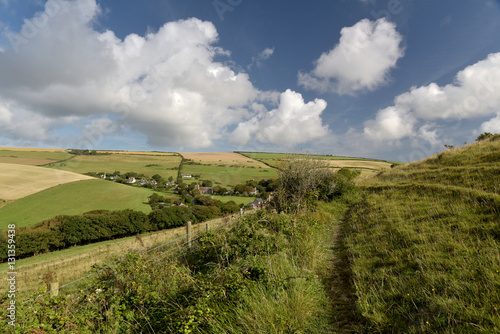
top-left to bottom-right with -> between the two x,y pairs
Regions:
21,215 -> 239,304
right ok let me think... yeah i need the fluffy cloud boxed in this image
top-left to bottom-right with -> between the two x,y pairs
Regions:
230,89 -> 329,146
480,113 -> 500,133
299,18 -> 404,95
363,52 -> 500,143
0,0 -> 326,149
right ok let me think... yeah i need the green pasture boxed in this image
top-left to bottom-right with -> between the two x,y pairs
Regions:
182,164 -> 277,187
47,153 -> 182,179
211,195 -> 256,206
0,179 -> 157,230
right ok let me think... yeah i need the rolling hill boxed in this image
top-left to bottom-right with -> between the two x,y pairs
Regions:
0,179 -> 158,230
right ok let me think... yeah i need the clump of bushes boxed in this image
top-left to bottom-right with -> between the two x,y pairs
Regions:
273,154 -> 359,213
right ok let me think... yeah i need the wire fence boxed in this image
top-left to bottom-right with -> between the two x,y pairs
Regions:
21,214 -> 240,304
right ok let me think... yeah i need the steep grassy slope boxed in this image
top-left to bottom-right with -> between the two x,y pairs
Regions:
344,136 -> 500,333
0,179 -> 157,230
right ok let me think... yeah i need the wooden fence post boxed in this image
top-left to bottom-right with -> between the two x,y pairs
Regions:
186,221 -> 192,248
49,282 -> 59,298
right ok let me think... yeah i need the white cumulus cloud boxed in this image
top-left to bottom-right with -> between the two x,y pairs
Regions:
230,89 -> 329,146
0,0 -> 328,149
363,52 -> 500,144
299,18 -> 404,95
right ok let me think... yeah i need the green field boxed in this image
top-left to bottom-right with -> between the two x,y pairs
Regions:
211,195 -> 256,206
182,164 -> 277,187
0,149 -> 72,161
237,151 -> 394,170
47,153 -> 182,179
0,179 -> 157,230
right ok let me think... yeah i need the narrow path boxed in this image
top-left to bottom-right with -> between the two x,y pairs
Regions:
324,216 -> 367,333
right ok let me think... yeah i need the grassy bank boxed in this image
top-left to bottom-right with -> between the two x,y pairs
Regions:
342,136 -> 500,333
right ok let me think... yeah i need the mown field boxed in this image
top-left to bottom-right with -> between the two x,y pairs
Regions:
47,153 -> 182,180
0,163 -> 93,200
0,179 -> 157,230
342,136 -> 500,333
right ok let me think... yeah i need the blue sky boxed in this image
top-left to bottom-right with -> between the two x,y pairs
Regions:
0,0 -> 499,161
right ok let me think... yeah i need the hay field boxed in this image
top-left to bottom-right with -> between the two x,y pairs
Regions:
0,163 -> 93,200
48,153 -> 182,179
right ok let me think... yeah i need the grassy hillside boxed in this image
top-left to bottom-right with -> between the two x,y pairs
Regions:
0,179 -> 157,230
0,163 -> 93,200
342,136 -> 500,333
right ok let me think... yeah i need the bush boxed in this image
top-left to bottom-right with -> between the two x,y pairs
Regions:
273,154 -> 337,213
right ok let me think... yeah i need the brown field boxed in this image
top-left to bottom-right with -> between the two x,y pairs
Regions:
0,163 -> 94,200
0,147 -> 66,152
181,152 -> 270,168
0,157 -> 58,166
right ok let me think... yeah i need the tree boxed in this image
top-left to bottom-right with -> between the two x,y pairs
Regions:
168,176 -> 174,182
476,132 -> 494,142
152,174 -> 164,183
201,180 -> 213,187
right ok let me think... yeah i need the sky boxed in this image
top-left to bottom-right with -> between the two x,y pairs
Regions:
0,0 -> 499,161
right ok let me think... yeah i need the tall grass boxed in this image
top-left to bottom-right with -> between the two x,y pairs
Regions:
343,137 -> 500,333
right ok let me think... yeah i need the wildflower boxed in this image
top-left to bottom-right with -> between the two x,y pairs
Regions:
95,288 -> 102,294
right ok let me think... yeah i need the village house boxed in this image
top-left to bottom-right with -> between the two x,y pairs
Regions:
127,177 -> 136,184
182,174 -> 192,178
